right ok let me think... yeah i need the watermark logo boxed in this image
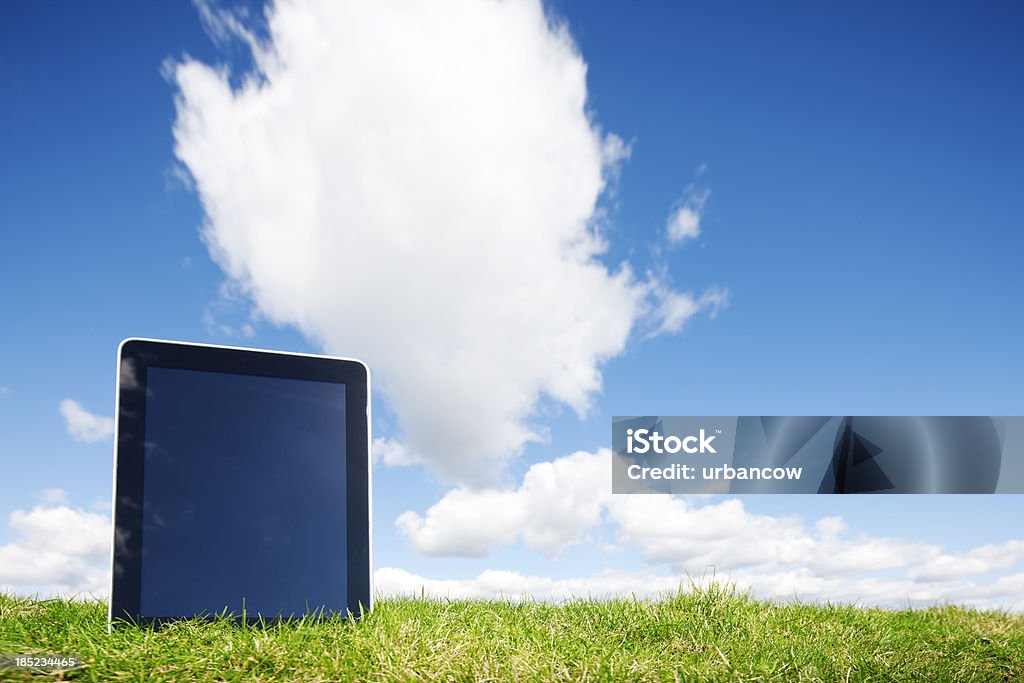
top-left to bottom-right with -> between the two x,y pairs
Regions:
613,416 -> 1021,494
626,428 -> 718,454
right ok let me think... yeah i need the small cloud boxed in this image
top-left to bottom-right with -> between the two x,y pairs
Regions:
666,186 -> 710,245
372,437 -> 421,468
667,206 -> 700,242
194,0 -> 265,56
0,386 -> 10,396
59,399 -> 114,443
646,281 -> 729,338
181,256 -> 193,270
698,286 -> 729,320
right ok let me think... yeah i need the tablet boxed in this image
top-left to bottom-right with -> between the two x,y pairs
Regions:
109,339 -> 371,627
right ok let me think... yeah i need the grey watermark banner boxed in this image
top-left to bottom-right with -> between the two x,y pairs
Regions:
612,416 -> 1024,494
0,654 -> 84,671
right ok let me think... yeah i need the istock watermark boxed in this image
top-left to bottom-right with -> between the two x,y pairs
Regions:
625,428 -> 718,454
612,416 -> 1024,494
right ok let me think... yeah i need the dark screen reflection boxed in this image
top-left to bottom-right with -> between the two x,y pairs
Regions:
140,367 -> 347,618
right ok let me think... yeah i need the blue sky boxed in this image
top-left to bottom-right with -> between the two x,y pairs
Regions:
1,1 -> 1023,608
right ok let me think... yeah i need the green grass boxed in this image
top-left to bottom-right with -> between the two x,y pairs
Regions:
1,585 -> 1021,682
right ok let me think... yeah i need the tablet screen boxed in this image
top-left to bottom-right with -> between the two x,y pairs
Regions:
141,368 -> 347,619
110,339 -> 370,626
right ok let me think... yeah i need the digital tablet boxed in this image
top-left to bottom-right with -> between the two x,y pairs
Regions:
109,339 -> 371,627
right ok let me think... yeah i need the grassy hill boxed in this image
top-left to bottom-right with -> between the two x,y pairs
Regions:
1,586 -> 1021,681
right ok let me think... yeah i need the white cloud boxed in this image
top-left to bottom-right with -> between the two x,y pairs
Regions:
0,386 -> 11,396
666,185 -> 710,244
9,504 -> 109,560
649,285 -> 728,337
668,207 -> 701,242
374,566 -> 1024,612
372,437 -> 421,468
375,566 -> 686,601
906,541 -> 1024,582
731,567 -> 1024,612
814,515 -> 847,537
396,448 -> 1024,609
0,490 -> 110,599
170,0 -> 722,485
396,449 -> 609,557
606,495 -> 951,577
59,399 -> 114,443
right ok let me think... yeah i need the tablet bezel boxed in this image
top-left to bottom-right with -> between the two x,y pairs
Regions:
109,338 -> 371,627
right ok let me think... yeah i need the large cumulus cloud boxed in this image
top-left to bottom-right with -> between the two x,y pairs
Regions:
171,0 -> 722,484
